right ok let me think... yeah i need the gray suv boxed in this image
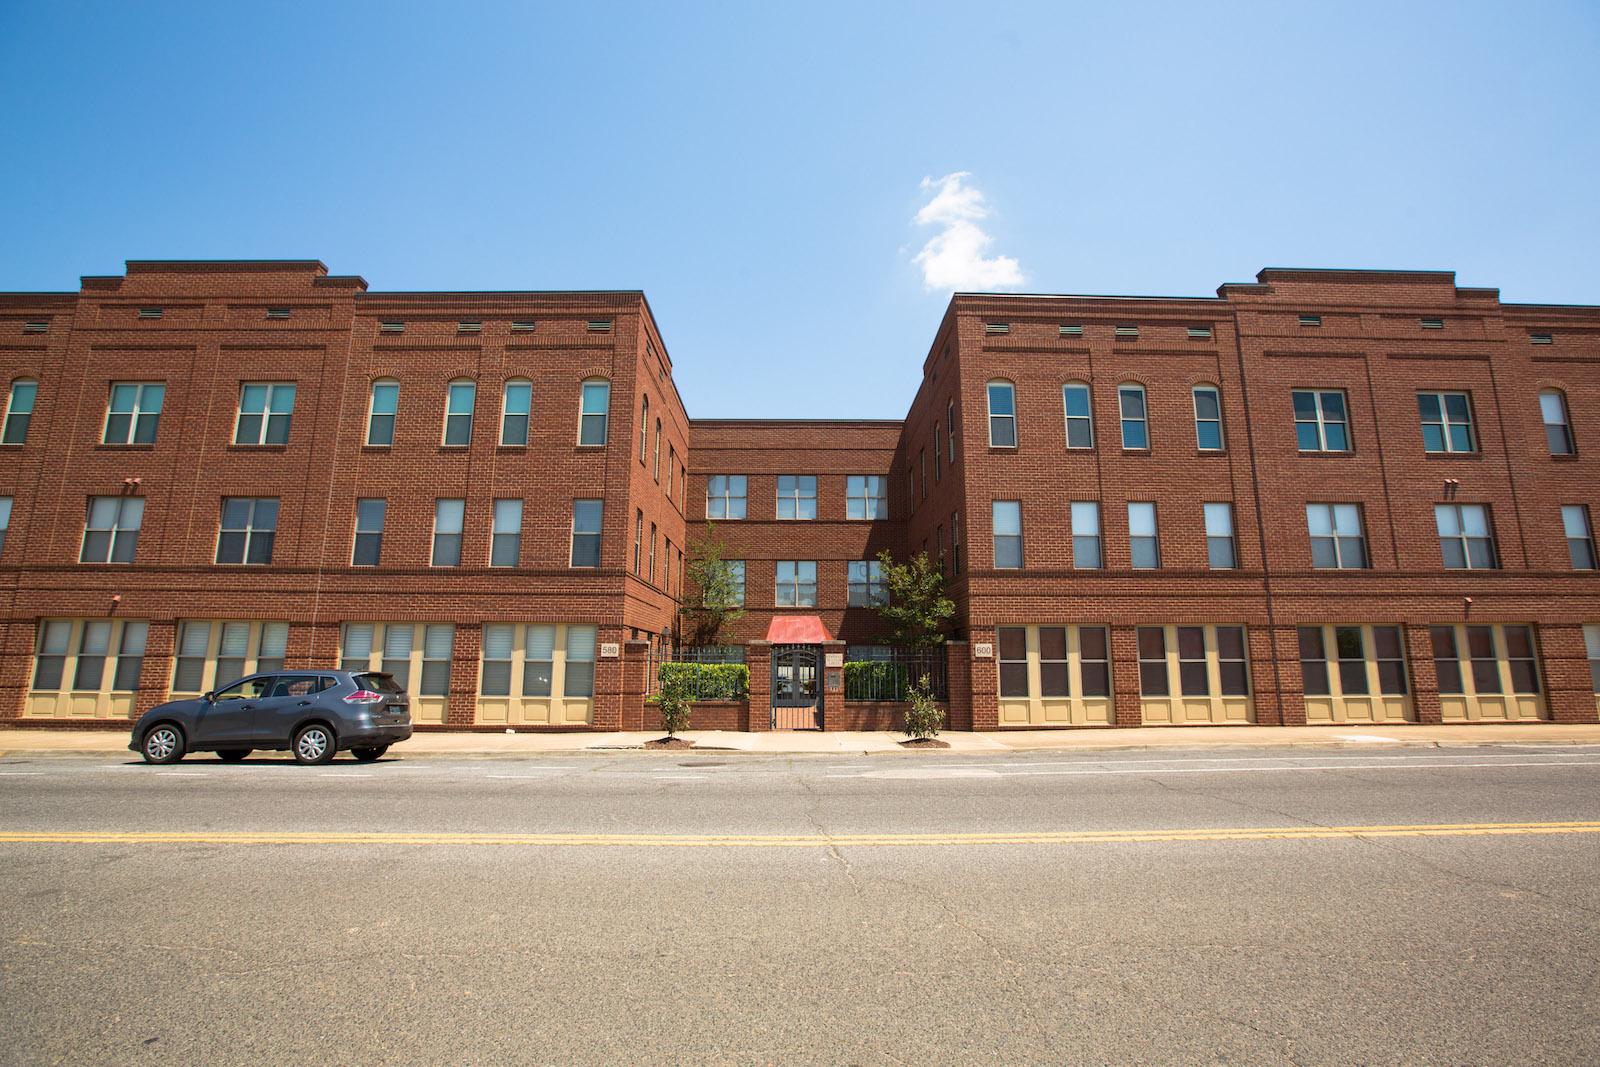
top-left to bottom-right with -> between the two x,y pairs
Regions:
131,670 -> 413,765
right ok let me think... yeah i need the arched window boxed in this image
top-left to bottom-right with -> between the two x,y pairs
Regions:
443,379 -> 476,447
1541,389 -> 1574,455
3,378 -> 37,445
1062,381 -> 1093,449
1118,383 -> 1147,450
639,394 -> 650,461
1192,384 -> 1222,451
501,378 -> 531,446
986,380 -> 1016,448
579,378 -> 610,446
366,379 -> 398,446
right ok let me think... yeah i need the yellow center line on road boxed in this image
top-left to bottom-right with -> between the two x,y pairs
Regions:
0,822 -> 1598,847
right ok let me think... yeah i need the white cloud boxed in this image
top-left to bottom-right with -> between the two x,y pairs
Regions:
911,172 -> 1024,292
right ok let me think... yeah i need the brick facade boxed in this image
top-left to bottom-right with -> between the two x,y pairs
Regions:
1,262 -> 1596,732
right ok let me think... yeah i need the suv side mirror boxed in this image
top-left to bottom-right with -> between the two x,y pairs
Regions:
202,691 -> 215,703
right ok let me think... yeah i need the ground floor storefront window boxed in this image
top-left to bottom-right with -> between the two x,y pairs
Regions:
1298,624 -> 1413,723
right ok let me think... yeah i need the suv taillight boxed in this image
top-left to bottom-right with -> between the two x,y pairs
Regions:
343,689 -> 384,704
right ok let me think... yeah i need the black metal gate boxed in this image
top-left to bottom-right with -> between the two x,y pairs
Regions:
771,644 -> 821,730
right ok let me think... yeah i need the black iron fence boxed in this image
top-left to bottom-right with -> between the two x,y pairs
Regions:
842,648 -> 948,701
648,645 -> 749,700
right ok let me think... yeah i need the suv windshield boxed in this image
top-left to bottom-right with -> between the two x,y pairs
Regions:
356,672 -> 405,695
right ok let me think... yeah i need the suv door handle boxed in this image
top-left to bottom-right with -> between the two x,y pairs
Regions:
241,704 -> 255,710
297,701 -> 313,706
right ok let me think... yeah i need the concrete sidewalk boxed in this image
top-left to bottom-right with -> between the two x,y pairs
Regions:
4,722 -> 1600,758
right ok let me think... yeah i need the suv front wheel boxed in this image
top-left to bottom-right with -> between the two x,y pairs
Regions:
293,724 -> 337,765
142,724 -> 185,765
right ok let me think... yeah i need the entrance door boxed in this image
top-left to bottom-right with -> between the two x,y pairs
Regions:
771,644 -> 821,730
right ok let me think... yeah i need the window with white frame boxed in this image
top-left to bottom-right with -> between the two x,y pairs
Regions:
1307,503 -> 1367,569
1193,385 -> 1222,450
1118,384 -> 1147,449
1205,503 -> 1236,569
987,381 -> 1016,448
847,561 -> 886,606
776,561 -> 818,607
653,420 -> 662,481
725,561 -> 746,606
776,475 -> 817,520
104,383 -> 164,444
639,395 -> 650,462
578,379 -> 609,445
1070,502 -> 1101,568
432,499 -> 464,566
707,475 -> 747,519
633,510 -> 643,574
1563,505 -> 1596,569
993,501 -> 1022,568
649,522 -> 657,583
1435,503 -> 1495,569
81,496 -> 143,563
501,379 -> 531,446
235,383 -> 295,445
353,498 -> 384,566
1062,382 -> 1093,448
443,380 -> 476,446
492,499 -> 523,566
367,379 -> 398,446
570,499 -> 602,567
1128,501 -> 1159,568
947,399 -> 957,463
216,498 -> 277,564
3,378 -> 37,444
1418,392 -> 1475,453
1292,390 -> 1349,452
1538,390 -> 1574,455
846,475 -> 886,519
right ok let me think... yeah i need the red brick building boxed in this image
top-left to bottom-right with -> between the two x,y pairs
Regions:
2,262 -> 1596,732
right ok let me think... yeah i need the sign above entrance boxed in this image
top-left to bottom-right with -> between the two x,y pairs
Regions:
763,615 -> 834,643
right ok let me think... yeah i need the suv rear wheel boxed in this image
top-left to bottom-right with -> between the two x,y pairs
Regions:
350,746 -> 388,762
293,724 -> 336,765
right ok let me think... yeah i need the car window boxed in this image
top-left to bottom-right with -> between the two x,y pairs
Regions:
216,676 -> 275,701
275,676 -> 320,697
316,676 -> 339,692
356,672 -> 405,695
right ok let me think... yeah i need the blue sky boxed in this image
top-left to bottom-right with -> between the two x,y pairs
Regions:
2,2 -> 1595,420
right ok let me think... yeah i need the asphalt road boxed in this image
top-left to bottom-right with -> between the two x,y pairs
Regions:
2,746 -> 1598,1066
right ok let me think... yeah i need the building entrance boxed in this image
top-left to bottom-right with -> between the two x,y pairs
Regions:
771,644 -> 822,730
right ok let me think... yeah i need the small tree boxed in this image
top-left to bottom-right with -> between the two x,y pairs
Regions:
680,521 -> 746,647
873,550 -> 955,649
902,674 -> 945,739
656,671 -> 692,738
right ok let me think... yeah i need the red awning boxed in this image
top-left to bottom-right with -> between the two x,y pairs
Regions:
763,615 -> 834,643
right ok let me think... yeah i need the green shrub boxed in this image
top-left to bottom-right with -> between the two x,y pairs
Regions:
903,675 -> 945,740
656,662 -> 749,700
656,673 -> 692,738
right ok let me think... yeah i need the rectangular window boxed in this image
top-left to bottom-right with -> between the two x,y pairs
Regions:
1177,626 -> 1209,696
81,496 -> 143,563
776,561 -> 818,607
649,522 -> 657,583
727,561 -> 746,606
846,475 -> 886,520
501,381 -> 530,446
578,380 -> 609,445
1070,501 -> 1101,569
33,620 -> 72,690
1292,390 -> 1349,452
382,624 -> 414,690
492,499 -> 522,567
420,624 -> 454,697
639,396 -> 650,461
1301,625 -> 1408,697
997,626 -> 1029,698
1541,391 -> 1574,455
353,498 -> 385,566
847,561 -> 886,607
668,445 -> 676,500
216,498 -> 278,564
172,619 -> 286,693
633,510 -> 643,574
29,619 -> 149,696
1056,383 -> 1094,451
951,511 -> 961,576
1334,626 -> 1369,695
563,625 -> 596,698
1307,503 -> 1366,568
367,381 -> 398,446
776,475 -> 817,520
989,627 -> 1115,722
1432,624 -> 1541,699
341,623 -> 374,672
1418,392 -> 1475,453
1373,625 -> 1407,695
1128,501 -> 1159,569
432,499 -> 464,566
4,379 -> 37,444
993,501 -> 1022,569
1137,627 -> 1168,696
1193,387 -> 1222,450
104,383 -> 164,444
1037,626 -> 1070,697
256,621 -> 288,673
1298,627 -> 1330,696
1080,625 -> 1110,696
987,382 -> 1016,448
1563,505 -> 1596,569
235,383 -> 295,445
1205,503 -> 1236,569
1118,385 -> 1147,449
114,621 -> 148,691
947,400 -> 957,463
934,424 -> 942,481
919,449 -> 927,500
1435,504 -> 1495,569
653,421 -> 662,482
481,623 -> 514,696
571,500 -> 602,567
1584,625 -> 1600,694
707,475 -> 748,519
0,496 -> 10,557
1430,626 -> 1463,694
444,381 -> 475,446
523,624 -> 555,697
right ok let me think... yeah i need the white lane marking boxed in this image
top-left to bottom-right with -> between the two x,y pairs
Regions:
486,774 -> 560,779
654,775 -> 707,780
994,753 -> 1599,769
320,773 -> 373,778
870,759 -> 1600,780
156,772 -> 207,777
0,772 -> 44,776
